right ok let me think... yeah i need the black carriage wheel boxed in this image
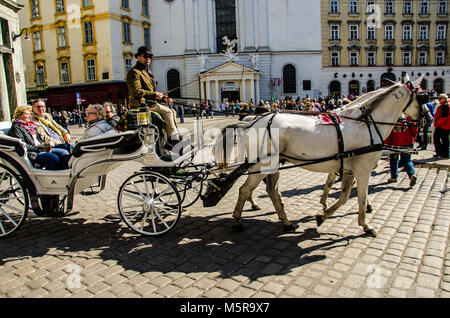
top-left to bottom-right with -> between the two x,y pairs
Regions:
118,171 -> 182,236
0,163 -> 29,238
173,163 -> 204,208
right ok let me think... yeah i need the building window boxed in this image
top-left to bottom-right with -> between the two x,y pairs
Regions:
437,25 -> 446,40
438,1 -> 448,14
125,57 -> 133,75
350,51 -> 359,66
55,0 -> 65,13
303,80 -> 312,91
60,61 -> 70,83
367,51 -> 376,66
121,0 -> 129,9
142,0 -> 149,15
167,69 -> 181,98
57,26 -> 67,47
419,25 -> 428,40
403,0 -> 412,14
215,0 -> 237,53
385,51 -> 394,65
122,21 -> 131,43
349,25 -> 359,40
36,65 -> 45,85
349,0 -> 359,13
419,51 -> 427,65
330,24 -> 340,40
367,25 -> 376,40
420,0 -> 429,14
144,27 -> 150,47
385,1 -> 394,14
84,21 -> 93,43
331,51 -> 340,66
33,31 -> 42,51
436,51 -> 445,65
330,0 -> 339,13
282,64 -> 296,94
403,25 -> 412,40
385,24 -> 394,40
366,0 -> 375,13
31,0 -> 40,18
86,58 -> 96,80
403,51 -> 411,65
82,0 -> 92,8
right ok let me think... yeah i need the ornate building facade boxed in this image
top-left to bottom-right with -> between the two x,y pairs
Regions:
321,0 -> 450,98
149,0 -> 322,105
0,0 -> 27,120
18,0 -> 152,109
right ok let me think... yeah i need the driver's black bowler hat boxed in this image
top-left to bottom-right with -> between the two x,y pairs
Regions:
135,46 -> 153,58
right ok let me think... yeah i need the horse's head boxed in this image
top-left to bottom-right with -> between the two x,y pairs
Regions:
402,74 -> 425,121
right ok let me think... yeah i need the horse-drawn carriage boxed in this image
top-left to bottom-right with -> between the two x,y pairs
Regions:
0,76 -> 424,239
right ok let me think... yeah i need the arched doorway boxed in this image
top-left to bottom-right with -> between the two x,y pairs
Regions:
329,81 -> 341,98
434,78 -> 444,94
349,80 -> 360,96
283,64 -> 296,94
380,72 -> 396,87
167,69 -> 181,98
367,80 -> 376,92
420,78 -> 428,90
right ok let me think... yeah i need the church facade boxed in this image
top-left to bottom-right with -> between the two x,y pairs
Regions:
149,0 -> 322,106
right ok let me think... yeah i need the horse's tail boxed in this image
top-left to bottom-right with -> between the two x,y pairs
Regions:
214,121 -> 254,170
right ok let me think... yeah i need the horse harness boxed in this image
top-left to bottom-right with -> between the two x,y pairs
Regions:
244,83 -> 420,177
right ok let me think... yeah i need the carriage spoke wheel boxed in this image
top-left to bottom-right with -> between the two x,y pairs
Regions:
118,172 -> 181,236
174,163 -> 204,208
0,163 -> 29,238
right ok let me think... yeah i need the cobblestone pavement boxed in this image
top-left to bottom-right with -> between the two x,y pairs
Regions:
0,118 -> 449,298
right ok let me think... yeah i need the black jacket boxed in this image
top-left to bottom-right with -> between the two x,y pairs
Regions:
8,121 -> 44,162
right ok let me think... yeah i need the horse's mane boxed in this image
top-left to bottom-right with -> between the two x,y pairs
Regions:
338,83 -> 402,120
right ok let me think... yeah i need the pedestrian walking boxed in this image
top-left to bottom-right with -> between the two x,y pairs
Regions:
433,94 -> 450,158
384,115 -> 418,186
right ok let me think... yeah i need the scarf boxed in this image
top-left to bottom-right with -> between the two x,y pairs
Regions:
15,118 -> 37,136
36,115 -> 65,142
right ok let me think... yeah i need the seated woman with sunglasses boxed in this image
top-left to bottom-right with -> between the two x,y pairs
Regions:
80,104 -> 117,141
8,106 -> 71,170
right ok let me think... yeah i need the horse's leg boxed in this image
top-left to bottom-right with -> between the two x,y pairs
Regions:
247,192 -> 261,210
232,173 -> 267,230
320,173 -> 337,210
266,172 -> 297,232
354,170 -> 377,237
316,172 -> 354,226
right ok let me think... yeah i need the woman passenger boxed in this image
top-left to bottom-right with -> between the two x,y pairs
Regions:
8,106 -> 70,170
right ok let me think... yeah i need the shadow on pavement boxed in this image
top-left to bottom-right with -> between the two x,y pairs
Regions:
0,211 -> 363,281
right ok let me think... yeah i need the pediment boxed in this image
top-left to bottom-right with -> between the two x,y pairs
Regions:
202,61 -> 258,75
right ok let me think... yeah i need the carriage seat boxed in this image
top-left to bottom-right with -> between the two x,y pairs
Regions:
0,121 -> 12,135
0,134 -> 26,157
71,130 -> 143,158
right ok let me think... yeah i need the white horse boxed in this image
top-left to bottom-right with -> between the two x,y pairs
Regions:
213,77 -> 423,237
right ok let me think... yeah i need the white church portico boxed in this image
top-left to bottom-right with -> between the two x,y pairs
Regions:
198,61 -> 260,104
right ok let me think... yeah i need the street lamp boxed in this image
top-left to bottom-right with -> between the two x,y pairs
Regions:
11,28 -> 30,42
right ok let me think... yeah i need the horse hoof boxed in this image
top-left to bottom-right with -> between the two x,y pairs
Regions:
283,224 -> 298,232
232,224 -> 244,232
315,215 -> 324,227
252,205 -> 261,211
364,228 -> 377,237
366,205 -> 373,214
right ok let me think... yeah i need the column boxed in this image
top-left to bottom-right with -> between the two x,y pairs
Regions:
184,0 -> 196,53
0,57 -> 10,121
215,80 -> 221,106
207,80 -> 212,102
200,79 -> 205,101
250,78 -> 255,104
241,79 -> 247,102
255,77 -> 260,102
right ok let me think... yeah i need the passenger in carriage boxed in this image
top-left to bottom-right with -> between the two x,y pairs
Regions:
80,104 -> 117,141
31,99 -> 73,155
8,106 -> 71,170
103,102 -> 121,131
